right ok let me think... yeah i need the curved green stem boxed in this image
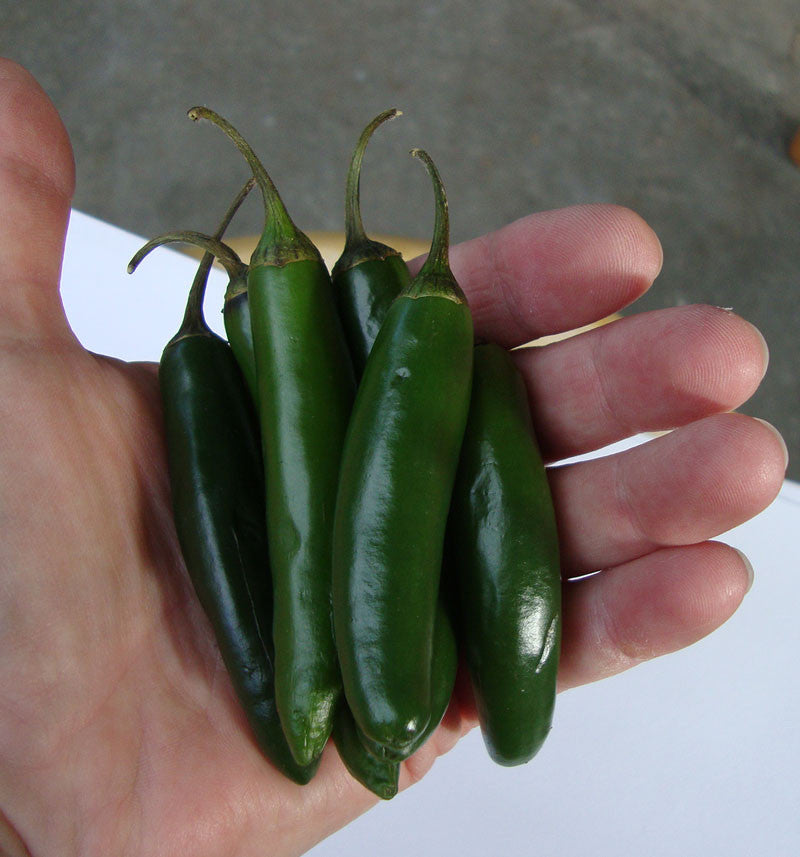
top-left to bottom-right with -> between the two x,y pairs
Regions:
187,106 -> 319,267
128,231 -> 248,340
128,231 -> 246,280
405,149 -> 466,303
187,107 -> 285,234
177,178 -> 254,334
344,108 -> 401,251
411,148 -> 449,278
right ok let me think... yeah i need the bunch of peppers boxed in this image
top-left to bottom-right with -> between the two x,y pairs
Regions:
128,109 -> 561,799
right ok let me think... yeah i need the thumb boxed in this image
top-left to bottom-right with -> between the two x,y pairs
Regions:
0,58 -> 75,339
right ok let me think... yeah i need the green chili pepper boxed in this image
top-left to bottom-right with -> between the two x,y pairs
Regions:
127,182 -> 318,785
335,597 -> 458,797
333,702 -> 400,800
329,115 -> 458,772
356,598 -> 458,762
223,261 -> 258,403
448,342 -> 561,766
332,149 -> 473,757
187,107 -> 356,767
331,108 -> 410,374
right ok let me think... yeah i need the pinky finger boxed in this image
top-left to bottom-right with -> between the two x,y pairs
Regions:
558,541 -> 752,691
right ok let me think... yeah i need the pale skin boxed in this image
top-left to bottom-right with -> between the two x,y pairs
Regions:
0,58 -> 788,857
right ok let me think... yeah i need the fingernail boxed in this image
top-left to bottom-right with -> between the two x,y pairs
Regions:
754,418 -> 789,470
734,549 -> 754,594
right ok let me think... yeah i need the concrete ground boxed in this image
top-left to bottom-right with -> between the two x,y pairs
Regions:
7,0 -> 800,478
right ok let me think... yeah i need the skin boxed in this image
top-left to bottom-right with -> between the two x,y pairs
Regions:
0,57 -> 787,857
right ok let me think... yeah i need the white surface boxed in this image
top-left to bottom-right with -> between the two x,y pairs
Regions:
61,209 -> 799,857
61,209 -> 231,361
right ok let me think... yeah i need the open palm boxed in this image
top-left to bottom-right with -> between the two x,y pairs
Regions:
0,59 -> 786,857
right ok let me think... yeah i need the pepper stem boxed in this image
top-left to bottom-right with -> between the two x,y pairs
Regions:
405,149 -> 466,303
344,109 -> 401,250
411,149 -> 449,276
187,106 -> 319,268
178,178 -> 254,334
128,229 -> 248,337
128,231 -> 246,281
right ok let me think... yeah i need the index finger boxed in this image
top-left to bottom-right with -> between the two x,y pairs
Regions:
410,204 -> 663,347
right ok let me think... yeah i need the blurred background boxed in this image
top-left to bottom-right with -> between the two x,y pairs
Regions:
7,0 -> 799,476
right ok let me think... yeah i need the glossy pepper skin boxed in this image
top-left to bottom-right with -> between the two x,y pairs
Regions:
332,254 -> 411,375
331,108 -> 410,375
357,599 -> 458,763
448,342 -> 561,766
332,149 -> 473,756
336,599 -> 458,797
188,107 -> 355,767
128,184 -> 318,785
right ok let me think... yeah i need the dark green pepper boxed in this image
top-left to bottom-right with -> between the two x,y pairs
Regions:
356,599 -> 458,763
188,107 -> 356,767
223,260 -> 257,403
127,182 -> 317,784
331,108 -> 410,374
448,342 -> 561,766
333,703 -> 400,801
335,597 -> 458,797
332,149 -> 473,756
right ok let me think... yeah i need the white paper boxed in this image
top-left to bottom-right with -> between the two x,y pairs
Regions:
61,209 -> 229,362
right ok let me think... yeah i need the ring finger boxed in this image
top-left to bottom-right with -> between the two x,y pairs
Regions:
550,412 -> 787,577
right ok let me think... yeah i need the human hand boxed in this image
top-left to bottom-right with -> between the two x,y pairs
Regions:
0,58 -> 786,857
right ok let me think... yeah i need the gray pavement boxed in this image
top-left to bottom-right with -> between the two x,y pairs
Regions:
7,0 -> 800,478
